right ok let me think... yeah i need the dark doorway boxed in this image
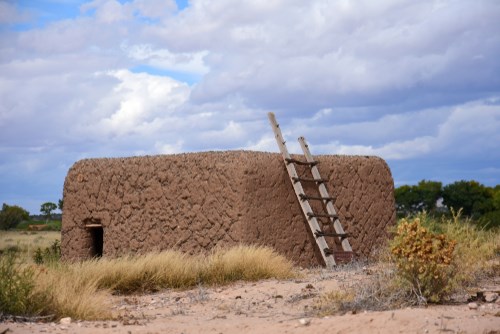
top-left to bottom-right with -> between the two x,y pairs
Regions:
87,225 -> 103,257
90,226 -> 103,257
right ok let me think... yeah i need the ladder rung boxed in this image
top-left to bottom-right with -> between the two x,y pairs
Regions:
307,212 -> 338,219
323,248 -> 354,262
314,230 -> 350,240
285,158 -> 318,166
334,251 -> 354,264
300,194 -> 334,202
292,177 -> 327,184
323,247 -> 334,256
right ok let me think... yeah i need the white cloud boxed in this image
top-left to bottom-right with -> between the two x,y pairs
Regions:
1,0 -> 500,213
123,43 -> 210,74
83,69 -> 190,138
133,0 -> 177,18
308,99 -> 500,160
155,139 -> 184,154
81,0 -> 131,23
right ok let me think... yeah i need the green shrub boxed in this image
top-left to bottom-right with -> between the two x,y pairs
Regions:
0,204 -> 29,230
32,240 -> 61,265
0,252 -> 38,316
479,210 -> 500,229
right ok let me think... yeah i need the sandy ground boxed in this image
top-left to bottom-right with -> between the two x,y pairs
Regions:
3,266 -> 499,334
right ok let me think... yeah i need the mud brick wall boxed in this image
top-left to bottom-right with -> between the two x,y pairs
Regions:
61,151 -> 396,267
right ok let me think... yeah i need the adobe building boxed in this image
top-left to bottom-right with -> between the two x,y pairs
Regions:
61,151 -> 396,267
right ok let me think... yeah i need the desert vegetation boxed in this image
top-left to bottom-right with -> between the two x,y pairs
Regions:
0,244 -> 295,320
1,211 -> 497,322
1,178 -> 499,324
313,211 -> 499,315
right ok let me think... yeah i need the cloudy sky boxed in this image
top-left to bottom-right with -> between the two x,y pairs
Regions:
1,0 -> 499,214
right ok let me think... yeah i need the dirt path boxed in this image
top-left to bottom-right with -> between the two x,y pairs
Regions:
3,267 -> 499,334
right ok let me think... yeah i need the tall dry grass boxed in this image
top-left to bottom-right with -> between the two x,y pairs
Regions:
72,244 -> 295,293
33,266 -> 111,320
434,210 -> 499,287
1,245 -> 295,320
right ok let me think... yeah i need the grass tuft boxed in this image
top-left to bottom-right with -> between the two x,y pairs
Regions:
33,266 -> 111,320
202,245 -> 295,285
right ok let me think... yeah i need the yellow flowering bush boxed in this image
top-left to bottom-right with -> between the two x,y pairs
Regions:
391,218 -> 456,303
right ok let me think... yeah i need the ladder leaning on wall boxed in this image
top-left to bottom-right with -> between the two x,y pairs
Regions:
268,112 -> 353,268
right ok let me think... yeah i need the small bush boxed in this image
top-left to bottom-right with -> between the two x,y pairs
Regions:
33,240 -> 61,265
0,252 -> 38,316
390,217 -> 456,303
478,210 -> 500,230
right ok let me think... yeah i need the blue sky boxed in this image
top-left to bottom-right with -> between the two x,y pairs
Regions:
1,0 -> 499,214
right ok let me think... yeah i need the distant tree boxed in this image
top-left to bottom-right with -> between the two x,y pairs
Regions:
394,180 -> 443,216
394,185 -> 422,216
58,199 -> 64,212
0,203 -> 29,230
416,180 -> 442,213
442,180 -> 494,217
492,185 -> 500,211
40,202 -> 57,222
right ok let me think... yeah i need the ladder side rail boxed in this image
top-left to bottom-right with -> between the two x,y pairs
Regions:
298,136 -> 353,252
268,113 -> 337,267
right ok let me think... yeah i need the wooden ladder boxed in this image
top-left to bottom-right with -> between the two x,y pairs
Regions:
268,112 -> 353,267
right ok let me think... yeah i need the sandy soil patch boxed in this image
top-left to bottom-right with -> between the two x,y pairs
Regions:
3,266 -> 499,334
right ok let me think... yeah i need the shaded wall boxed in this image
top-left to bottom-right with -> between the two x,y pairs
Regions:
61,151 -> 396,267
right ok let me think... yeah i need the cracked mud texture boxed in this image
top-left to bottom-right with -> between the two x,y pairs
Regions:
61,151 -> 396,267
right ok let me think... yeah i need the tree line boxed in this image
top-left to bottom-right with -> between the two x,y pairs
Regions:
0,200 -> 63,230
395,180 -> 500,228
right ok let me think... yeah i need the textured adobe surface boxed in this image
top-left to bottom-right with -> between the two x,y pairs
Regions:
61,151 -> 396,267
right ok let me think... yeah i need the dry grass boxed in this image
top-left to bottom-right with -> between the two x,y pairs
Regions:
74,250 -> 202,293
1,244 -> 295,320
314,213 -> 500,316
32,266 -> 111,320
313,261 -> 415,315
69,244 -> 295,294
0,231 -> 60,262
201,245 -> 296,284
436,211 -> 500,287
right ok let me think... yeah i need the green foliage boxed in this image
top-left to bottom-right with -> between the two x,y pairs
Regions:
492,185 -> 500,210
442,180 -> 494,217
0,251 -> 38,316
394,180 -> 442,216
394,185 -> 421,215
391,218 -> 456,303
479,210 -> 500,229
0,203 -> 30,230
32,240 -> 61,265
40,202 -> 57,221
417,180 -> 443,212
16,220 -> 61,231
58,199 -> 64,212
